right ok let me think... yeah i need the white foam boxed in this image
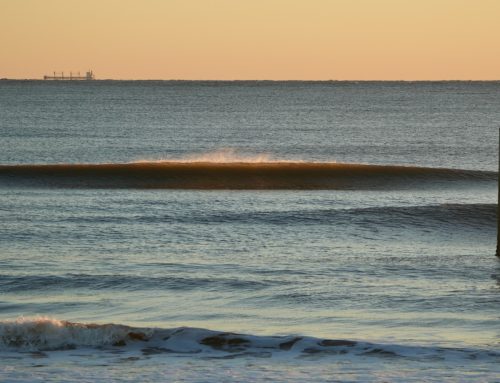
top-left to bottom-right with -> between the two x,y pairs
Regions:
1,317 -> 498,365
0,317 -> 144,351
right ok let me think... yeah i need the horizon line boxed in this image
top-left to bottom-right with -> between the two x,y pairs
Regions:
2,78 -> 500,82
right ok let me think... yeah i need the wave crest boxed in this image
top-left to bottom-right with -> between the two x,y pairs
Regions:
0,162 -> 494,189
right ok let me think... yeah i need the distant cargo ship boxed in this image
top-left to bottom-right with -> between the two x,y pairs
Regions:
44,70 -> 94,80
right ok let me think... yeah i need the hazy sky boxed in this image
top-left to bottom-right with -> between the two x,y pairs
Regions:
1,0 -> 499,80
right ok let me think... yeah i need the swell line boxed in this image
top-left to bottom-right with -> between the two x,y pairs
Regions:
48,203 -> 496,230
0,162 -> 495,190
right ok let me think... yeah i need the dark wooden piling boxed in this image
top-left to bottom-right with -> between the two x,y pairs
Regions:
497,127 -> 500,258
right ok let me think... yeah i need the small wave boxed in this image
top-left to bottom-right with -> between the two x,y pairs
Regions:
1,318 -> 498,363
0,162 -> 494,189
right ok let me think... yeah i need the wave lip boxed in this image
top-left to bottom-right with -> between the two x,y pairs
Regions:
1,318 -> 499,363
0,162 -> 495,189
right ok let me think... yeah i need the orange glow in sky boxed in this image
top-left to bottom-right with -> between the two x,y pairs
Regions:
1,0 -> 499,80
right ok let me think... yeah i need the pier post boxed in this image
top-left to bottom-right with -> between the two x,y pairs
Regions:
497,127 -> 499,257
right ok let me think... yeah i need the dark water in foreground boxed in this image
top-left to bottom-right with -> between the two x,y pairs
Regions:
0,81 -> 499,382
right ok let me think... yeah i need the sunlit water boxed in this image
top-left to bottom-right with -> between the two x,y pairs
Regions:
0,81 -> 499,382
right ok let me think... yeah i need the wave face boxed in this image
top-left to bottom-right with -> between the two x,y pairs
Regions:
1,318 -> 498,363
0,162 -> 495,189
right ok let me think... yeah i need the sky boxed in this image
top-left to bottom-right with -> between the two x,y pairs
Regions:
1,0 -> 499,80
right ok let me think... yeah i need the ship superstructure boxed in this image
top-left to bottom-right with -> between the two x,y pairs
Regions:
44,70 -> 94,80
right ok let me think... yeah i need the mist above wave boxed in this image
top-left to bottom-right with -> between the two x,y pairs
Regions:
131,149 -> 305,164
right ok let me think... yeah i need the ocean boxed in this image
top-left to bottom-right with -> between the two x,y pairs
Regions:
0,80 -> 499,382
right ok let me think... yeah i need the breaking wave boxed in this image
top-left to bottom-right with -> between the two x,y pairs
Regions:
0,162 -> 494,189
1,317 -> 498,362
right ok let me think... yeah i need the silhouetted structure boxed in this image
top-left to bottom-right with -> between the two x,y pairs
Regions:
497,127 -> 499,258
44,70 -> 94,80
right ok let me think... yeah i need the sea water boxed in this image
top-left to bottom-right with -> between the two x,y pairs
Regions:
0,81 -> 499,382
